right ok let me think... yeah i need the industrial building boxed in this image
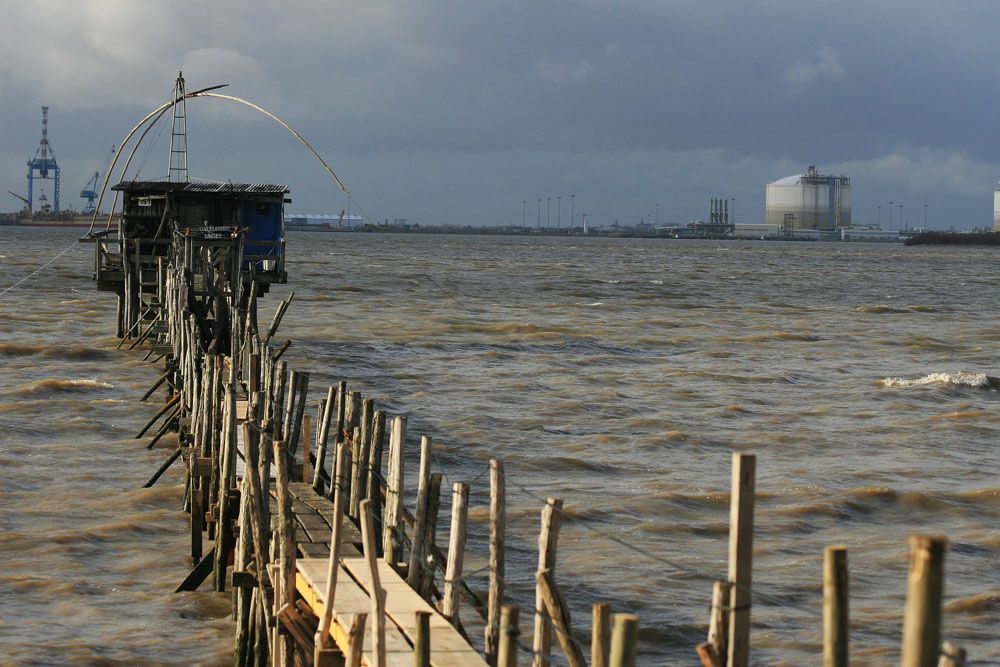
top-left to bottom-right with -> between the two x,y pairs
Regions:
993,181 -> 1000,231
765,166 -> 851,230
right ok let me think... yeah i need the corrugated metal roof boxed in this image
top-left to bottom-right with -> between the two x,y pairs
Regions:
113,180 -> 289,194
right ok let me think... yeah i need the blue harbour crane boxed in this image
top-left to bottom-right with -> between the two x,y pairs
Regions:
80,145 -> 117,214
26,106 -> 60,214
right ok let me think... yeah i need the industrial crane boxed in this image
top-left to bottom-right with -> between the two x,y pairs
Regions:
8,191 -> 30,214
80,144 -> 117,214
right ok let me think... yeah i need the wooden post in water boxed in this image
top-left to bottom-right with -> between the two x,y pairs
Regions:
408,436 -> 433,588
901,535 -> 948,667
498,604 -> 520,667
485,459 -> 506,664
302,413 -> 312,484
608,614 -> 639,667
315,443 -> 349,662
420,473 -> 443,600
414,611 -> 431,667
726,452 -> 756,667
696,580 -> 729,666
360,499 -> 387,667
272,438 -> 295,667
365,410 -> 387,538
313,385 -> 335,494
536,570 -> 586,667
383,415 -> 407,566
345,612 -> 368,667
533,497 -> 563,667
443,482 -> 469,624
938,641 -> 967,667
592,603 -> 611,667
823,546 -> 849,667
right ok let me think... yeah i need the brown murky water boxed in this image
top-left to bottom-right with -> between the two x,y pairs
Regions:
1,227 -> 998,665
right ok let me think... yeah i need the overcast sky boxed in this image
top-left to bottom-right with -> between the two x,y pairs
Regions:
1,1 -> 998,228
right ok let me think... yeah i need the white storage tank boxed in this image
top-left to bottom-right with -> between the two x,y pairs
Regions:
993,182 -> 1000,231
765,166 -> 851,230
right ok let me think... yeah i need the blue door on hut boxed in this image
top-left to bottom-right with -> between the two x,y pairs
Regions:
241,200 -> 283,273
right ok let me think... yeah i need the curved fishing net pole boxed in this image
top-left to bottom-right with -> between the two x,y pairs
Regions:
84,86 -> 353,237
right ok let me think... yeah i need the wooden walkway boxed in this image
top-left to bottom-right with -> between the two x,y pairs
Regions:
283,483 -> 487,667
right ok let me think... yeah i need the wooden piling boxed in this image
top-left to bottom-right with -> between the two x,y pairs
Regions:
383,415 -> 407,566
901,535 -> 948,667
312,385 -> 335,494
592,603 -> 611,667
407,436 -> 433,588
414,611 -> 431,667
302,413 -> 312,484
533,497 -> 563,667
420,473 -> 443,600
443,482 -> 469,624
316,442 -> 349,657
485,459 -> 506,664
498,604 -> 520,667
536,570 -> 586,667
608,614 -> 639,667
345,612 -> 367,667
726,452 -> 756,667
823,546 -> 849,667
938,641 -> 967,667
360,499 -> 387,667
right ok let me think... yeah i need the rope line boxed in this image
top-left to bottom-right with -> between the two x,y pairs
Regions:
0,240 -> 78,299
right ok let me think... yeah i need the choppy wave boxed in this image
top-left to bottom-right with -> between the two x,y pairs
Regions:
880,372 -> 997,389
15,378 -> 114,396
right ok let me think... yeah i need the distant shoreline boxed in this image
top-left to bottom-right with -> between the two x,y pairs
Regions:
904,231 -> 1000,246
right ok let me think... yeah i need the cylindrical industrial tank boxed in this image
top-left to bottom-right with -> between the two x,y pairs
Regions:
994,182 -> 1000,231
765,168 -> 851,230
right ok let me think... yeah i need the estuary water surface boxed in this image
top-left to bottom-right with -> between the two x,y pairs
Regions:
1,227 -> 998,665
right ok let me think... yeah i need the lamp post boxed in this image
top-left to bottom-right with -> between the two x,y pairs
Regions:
571,194 -> 575,230
732,197 -> 736,225
877,205 -> 881,228
889,201 -> 894,230
899,203 -> 904,230
537,198 -> 541,229
522,200 -> 526,230
923,203 -> 928,228
546,197 -> 551,228
557,196 -> 562,229
656,202 -> 660,225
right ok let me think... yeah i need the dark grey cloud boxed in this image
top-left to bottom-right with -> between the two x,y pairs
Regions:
1,1 -> 998,227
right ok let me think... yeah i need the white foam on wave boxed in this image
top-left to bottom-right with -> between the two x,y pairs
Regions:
650,280 -> 664,285
880,372 -> 992,389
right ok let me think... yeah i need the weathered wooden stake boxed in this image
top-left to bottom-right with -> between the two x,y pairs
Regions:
420,473 -> 443,600
345,612 -> 367,667
533,497 -> 563,667
901,535 -> 948,667
485,459 -> 506,664
360,499 -> 387,667
315,442 -> 349,660
698,580 -> 730,667
498,604 -> 520,667
608,614 -> 639,667
383,415 -> 407,565
302,413 -> 312,484
408,436 -> 433,588
443,482 -> 469,624
536,570 -> 586,667
823,546 -> 849,667
414,611 -> 431,667
726,452 -> 756,667
938,641 -> 967,667
592,603 -> 611,667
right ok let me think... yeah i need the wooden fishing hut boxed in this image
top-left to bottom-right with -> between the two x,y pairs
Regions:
93,179 -> 288,343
